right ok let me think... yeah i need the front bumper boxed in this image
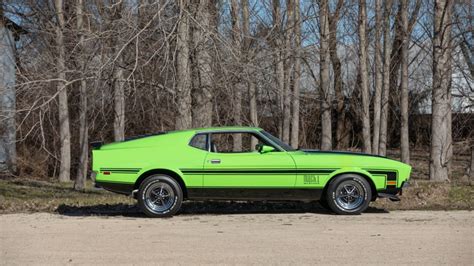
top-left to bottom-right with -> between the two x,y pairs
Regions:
377,181 -> 409,201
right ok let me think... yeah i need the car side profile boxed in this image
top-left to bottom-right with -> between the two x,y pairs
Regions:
92,127 -> 411,217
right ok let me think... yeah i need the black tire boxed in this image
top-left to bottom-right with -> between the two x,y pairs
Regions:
138,175 -> 183,218
325,174 -> 372,215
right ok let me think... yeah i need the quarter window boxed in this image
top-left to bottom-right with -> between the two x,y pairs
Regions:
189,134 -> 208,151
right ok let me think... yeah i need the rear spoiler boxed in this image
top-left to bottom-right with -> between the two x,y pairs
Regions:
90,132 -> 167,150
90,141 -> 103,149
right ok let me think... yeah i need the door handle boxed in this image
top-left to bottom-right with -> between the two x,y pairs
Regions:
210,159 -> 221,164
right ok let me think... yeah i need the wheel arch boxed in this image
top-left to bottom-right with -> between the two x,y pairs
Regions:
323,171 -> 377,201
134,169 -> 188,198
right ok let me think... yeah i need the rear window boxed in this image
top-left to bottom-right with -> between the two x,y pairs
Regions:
189,134 -> 208,151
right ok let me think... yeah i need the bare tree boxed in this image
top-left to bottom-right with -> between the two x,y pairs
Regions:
74,0 -> 87,190
4,0 -> 473,185
379,0 -> 393,156
0,9 -> 17,174
230,0 -> 242,150
430,0 -> 454,181
470,144 -> 474,183
175,1 -> 192,130
328,0 -> 344,150
55,0 -> 71,182
290,0 -> 301,149
358,0 -> 371,153
319,0 -> 332,151
372,0 -> 382,155
112,2 -> 125,141
380,0 -> 420,156
192,0 -> 214,128
460,40 -> 474,78
272,0 -> 284,139
242,0 -> 258,149
399,0 -> 409,163
282,0 -> 293,144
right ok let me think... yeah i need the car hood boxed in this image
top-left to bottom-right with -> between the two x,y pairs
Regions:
295,149 -> 410,173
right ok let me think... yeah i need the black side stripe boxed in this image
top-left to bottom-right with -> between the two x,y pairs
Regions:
100,168 -> 141,174
180,169 -> 337,175
366,170 -> 397,188
366,170 -> 397,180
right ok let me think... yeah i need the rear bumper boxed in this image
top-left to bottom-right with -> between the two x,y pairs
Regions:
95,181 -> 134,195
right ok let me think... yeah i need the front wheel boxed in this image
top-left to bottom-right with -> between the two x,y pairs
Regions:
138,175 -> 183,217
325,174 -> 371,215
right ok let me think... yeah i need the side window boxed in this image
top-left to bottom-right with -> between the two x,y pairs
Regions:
210,132 -> 275,153
189,134 -> 208,151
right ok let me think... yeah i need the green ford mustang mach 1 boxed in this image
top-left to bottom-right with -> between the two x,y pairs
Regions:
92,127 -> 411,217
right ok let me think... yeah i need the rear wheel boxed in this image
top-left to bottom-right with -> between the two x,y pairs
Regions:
325,174 -> 371,215
138,175 -> 183,217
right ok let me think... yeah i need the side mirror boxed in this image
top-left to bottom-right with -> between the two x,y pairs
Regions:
258,145 -> 275,154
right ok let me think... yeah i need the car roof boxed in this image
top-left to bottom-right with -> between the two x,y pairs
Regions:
169,126 -> 263,134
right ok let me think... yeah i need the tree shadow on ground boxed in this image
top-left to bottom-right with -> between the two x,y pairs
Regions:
56,201 -> 388,217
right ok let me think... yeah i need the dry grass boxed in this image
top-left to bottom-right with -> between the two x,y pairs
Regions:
372,180 -> 473,210
0,179 -> 135,214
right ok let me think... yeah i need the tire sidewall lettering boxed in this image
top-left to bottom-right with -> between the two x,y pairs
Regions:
330,175 -> 370,213
141,178 -> 178,215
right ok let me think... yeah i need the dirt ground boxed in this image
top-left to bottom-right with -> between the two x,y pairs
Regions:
1,211 -> 472,265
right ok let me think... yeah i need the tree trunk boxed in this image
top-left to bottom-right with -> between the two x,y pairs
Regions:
328,0 -> 344,150
430,0 -> 453,181
175,0 -> 192,130
400,0 -> 410,164
387,0 -> 421,153
358,0 -> 371,153
0,14 -> 17,174
282,0 -> 293,144
272,0 -> 284,139
379,0 -> 392,156
74,0 -> 87,190
319,0 -> 332,151
242,0 -> 258,149
290,0 -> 301,149
230,0 -> 242,150
192,0 -> 213,128
470,144 -> 474,183
112,3 -> 125,141
55,0 -> 71,182
113,63 -> 125,141
372,0 -> 382,155
459,41 -> 474,78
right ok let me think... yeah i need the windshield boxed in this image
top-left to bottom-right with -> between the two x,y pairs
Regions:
260,130 -> 297,151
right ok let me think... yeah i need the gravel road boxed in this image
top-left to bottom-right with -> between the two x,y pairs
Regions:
1,210 -> 472,265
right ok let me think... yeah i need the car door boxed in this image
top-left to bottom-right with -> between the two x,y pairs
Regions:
202,132 -> 296,191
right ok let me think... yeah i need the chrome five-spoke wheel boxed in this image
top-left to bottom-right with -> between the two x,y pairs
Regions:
326,174 -> 372,215
138,175 -> 183,217
335,181 -> 365,211
145,182 -> 175,213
